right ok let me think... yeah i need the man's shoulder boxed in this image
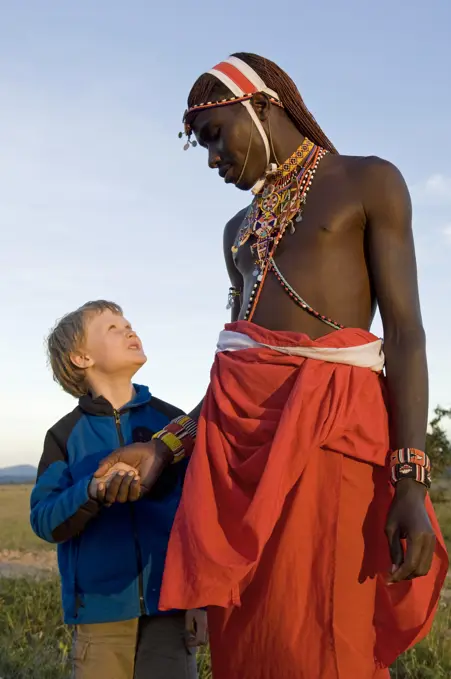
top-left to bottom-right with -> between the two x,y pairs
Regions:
332,154 -> 409,214
224,206 -> 249,233
225,206 -> 249,229
47,406 -> 84,446
223,206 -> 249,248
334,153 -> 405,185
148,396 -> 185,421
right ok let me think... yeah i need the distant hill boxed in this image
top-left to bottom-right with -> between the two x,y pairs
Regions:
0,465 -> 37,484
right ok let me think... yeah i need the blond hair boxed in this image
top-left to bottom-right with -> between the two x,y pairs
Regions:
47,300 -> 123,398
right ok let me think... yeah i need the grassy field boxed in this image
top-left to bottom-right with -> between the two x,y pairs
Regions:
0,485 -> 51,552
0,485 -> 449,678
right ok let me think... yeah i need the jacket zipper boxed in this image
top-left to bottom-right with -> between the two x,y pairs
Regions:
113,409 -> 146,616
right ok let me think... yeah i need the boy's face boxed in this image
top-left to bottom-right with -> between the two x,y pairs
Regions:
72,310 -> 147,377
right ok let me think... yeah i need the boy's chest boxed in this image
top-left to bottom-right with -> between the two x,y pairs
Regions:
67,409 -> 169,480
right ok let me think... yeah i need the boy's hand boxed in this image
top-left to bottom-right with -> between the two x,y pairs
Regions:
94,441 -> 173,500
89,463 -> 141,504
185,609 -> 208,648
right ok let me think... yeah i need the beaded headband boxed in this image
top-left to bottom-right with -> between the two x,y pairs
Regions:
180,56 -> 284,163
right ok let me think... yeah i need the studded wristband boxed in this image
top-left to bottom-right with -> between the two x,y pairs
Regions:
389,447 -> 432,489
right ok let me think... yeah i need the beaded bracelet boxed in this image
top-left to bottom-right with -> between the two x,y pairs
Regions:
389,447 -> 432,489
152,415 -> 197,464
227,286 -> 241,310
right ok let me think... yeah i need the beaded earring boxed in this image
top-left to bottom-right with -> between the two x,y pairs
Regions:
179,123 -> 198,151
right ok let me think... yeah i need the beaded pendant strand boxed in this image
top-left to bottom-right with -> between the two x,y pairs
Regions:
233,140 -> 328,321
232,138 -> 316,266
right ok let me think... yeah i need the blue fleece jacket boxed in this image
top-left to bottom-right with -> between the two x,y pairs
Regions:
30,385 -> 185,624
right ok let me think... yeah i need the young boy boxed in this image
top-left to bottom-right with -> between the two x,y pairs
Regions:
30,300 -> 206,679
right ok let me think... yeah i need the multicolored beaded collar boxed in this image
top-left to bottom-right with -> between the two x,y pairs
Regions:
232,138 -> 317,268
229,139 -> 343,329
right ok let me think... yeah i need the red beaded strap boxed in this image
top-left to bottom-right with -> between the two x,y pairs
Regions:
389,447 -> 431,488
152,415 -> 197,464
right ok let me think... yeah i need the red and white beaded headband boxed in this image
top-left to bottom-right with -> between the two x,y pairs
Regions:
181,56 -> 284,163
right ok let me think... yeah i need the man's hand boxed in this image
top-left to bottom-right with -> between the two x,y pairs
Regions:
185,609 -> 208,648
385,479 -> 436,583
94,441 -> 173,501
89,462 -> 141,504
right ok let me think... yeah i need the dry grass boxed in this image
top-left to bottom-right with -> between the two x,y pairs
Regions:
0,485 -> 52,553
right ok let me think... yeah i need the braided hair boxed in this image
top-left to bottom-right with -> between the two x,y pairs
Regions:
186,52 -> 337,153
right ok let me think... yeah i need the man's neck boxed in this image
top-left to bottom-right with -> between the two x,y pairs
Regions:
271,129 -> 305,167
268,112 -> 305,167
88,375 -> 135,411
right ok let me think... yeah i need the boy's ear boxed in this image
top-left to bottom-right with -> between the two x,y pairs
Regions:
70,352 -> 94,369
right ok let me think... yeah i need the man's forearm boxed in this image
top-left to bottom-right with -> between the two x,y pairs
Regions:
149,398 -> 205,468
384,329 -> 428,451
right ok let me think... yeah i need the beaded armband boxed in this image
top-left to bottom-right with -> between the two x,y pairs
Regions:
389,447 -> 432,489
152,415 -> 197,464
227,286 -> 241,310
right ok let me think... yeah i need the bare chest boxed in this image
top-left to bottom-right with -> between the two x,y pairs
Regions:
233,171 -> 365,278
231,166 -> 373,335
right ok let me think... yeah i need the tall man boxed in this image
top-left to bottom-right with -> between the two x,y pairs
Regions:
96,53 -> 448,679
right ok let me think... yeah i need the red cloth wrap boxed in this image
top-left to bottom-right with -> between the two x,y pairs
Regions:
160,322 -> 448,679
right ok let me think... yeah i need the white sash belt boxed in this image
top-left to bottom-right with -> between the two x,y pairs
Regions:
216,330 -> 385,373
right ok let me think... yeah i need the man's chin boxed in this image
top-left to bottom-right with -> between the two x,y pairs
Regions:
234,177 -> 254,192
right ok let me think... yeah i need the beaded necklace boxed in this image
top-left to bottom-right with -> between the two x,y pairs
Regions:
230,139 -> 329,322
232,138 -> 316,266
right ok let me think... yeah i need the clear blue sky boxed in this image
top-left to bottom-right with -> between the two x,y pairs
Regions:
1,1 -> 450,466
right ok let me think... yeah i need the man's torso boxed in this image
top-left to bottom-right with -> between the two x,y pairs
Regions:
226,154 -> 382,338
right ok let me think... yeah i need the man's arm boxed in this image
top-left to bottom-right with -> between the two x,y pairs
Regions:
223,209 -> 246,322
30,429 -> 101,543
365,158 -> 427,450
364,157 -> 435,581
